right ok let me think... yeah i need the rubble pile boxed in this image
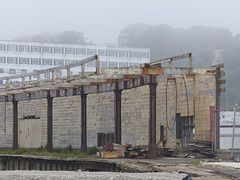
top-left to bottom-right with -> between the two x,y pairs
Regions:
180,140 -> 215,159
100,142 -> 148,159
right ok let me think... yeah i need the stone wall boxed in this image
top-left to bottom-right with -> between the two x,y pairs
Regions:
0,71 -> 217,149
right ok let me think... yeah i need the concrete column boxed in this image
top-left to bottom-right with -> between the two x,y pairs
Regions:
12,96 -> 18,150
114,82 -> 122,144
149,75 -> 157,159
47,91 -> 53,152
81,89 -> 87,153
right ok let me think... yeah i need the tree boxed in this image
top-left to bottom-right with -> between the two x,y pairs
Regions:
15,31 -> 88,45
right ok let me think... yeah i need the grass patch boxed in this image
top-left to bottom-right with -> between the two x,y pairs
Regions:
190,161 -> 201,165
0,145 -> 96,159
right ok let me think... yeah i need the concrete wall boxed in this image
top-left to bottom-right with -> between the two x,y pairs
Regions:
0,70 -> 217,149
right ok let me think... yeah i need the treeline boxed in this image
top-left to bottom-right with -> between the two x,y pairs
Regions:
117,24 -> 239,106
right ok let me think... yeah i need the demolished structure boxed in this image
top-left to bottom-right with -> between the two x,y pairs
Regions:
0,53 -> 224,158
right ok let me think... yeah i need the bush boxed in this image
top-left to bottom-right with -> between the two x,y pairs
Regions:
53,147 -> 61,153
37,145 -> 44,152
15,148 -> 29,155
63,145 -> 73,153
87,146 -> 98,155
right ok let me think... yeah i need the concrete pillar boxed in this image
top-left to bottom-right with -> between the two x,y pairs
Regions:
149,75 -> 157,159
47,91 -> 53,152
12,96 -> 18,150
81,89 -> 87,153
114,82 -> 122,144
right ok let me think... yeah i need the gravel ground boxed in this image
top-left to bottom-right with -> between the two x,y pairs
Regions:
0,171 -> 188,180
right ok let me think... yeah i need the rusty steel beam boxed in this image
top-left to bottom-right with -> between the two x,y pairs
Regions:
47,91 -> 53,152
215,67 -> 221,150
81,88 -> 87,153
149,75 -> 157,159
114,81 -> 122,144
12,95 -> 18,150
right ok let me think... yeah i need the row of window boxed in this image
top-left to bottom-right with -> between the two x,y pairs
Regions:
2,68 -> 62,78
0,44 -> 149,58
0,57 -> 139,67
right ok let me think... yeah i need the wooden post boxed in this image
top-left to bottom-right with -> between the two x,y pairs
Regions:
149,75 -> 157,159
47,91 -> 53,152
81,88 -> 87,153
114,81 -> 122,144
12,95 -> 18,150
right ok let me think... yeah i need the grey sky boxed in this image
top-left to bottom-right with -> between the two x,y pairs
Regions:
0,0 -> 238,44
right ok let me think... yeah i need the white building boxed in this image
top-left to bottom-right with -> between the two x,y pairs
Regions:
0,40 -> 150,81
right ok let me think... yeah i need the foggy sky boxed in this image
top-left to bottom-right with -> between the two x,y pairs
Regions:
0,0 -> 239,44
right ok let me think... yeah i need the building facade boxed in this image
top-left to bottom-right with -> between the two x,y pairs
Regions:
0,40 -> 150,79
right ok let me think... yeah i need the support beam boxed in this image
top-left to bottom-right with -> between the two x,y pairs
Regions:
81,88 -> 87,153
149,75 -> 157,159
12,96 -> 18,150
114,82 -> 122,144
47,91 -> 53,152
215,67 -> 221,150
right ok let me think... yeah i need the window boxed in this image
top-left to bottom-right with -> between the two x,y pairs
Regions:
0,57 -> 6,63
130,51 -> 138,58
100,61 -> 107,67
0,44 -> 6,51
9,69 -> 16,74
87,61 -> 96,67
19,58 -> 29,64
33,70 -> 38,78
119,62 -> 128,67
98,50 -> 107,56
21,69 -> 27,75
119,51 -> 128,57
129,62 -> 138,66
7,57 -> 18,64
54,59 -> 64,66
140,52 -> 149,58
76,48 -> 86,55
108,50 -> 118,57
19,45 -> 29,52
87,49 -> 96,55
65,60 -> 75,65
7,45 -> 18,51
31,58 -> 41,65
56,70 -> 62,77
31,46 -> 41,53
109,62 -> 118,67
44,72 -> 50,78
42,46 -> 52,53
54,47 -> 64,54
0,68 -> 4,73
42,59 -> 52,65
65,48 -> 75,54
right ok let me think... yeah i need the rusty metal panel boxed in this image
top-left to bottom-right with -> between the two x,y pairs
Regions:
100,150 -> 125,159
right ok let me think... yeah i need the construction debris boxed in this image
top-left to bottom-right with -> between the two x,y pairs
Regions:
178,140 -> 215,159
100,142 -> 148,159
